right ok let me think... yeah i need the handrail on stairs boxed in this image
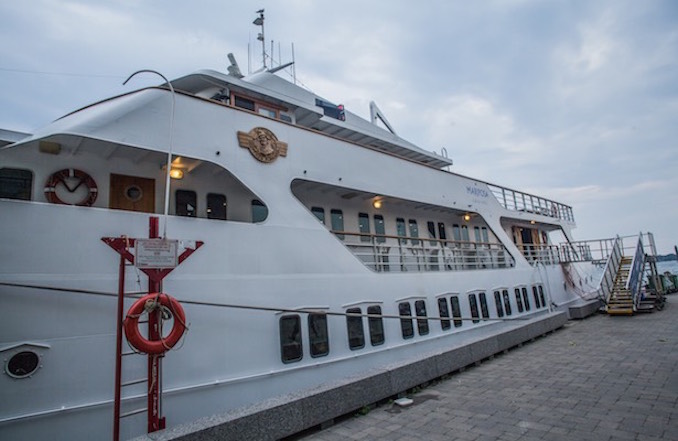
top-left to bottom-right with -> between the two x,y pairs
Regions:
626,233 -> 646,311
596,235 -> 623,304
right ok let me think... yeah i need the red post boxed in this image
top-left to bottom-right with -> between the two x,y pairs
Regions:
147,217 -> 165,432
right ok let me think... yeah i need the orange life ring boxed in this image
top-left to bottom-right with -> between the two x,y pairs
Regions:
123,293 -> 186,355
44,168 -> 98,206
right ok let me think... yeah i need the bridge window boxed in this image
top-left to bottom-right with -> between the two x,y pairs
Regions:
494,291 -> 505,318
308,313 -> 329,358
399,302 -> 414,339
251,199 -> 268,222
311,206 -> 325,224
176,190 -> 197,217
331,209 -> 344,239
415,300 -> 429,335
438,298 -> 451,330
358,212 -> 370,242
479,292 -> 489,320
279,315 -> 302,363
0,168 -> 32,200
367,305 -> 385,346
515,288 -> 524,312
346,308 -> 365,350
206,193 -> 227,220
451,296 -> 462,327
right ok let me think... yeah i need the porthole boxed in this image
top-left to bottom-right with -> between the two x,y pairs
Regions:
5,351 -> 40,378
125,185 -> 143,202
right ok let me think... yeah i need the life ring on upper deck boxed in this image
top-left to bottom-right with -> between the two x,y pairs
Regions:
123,293 -> 187,355
44,168 -> 98,206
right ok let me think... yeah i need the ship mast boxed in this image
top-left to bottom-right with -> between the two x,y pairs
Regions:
253,9 -> 266,69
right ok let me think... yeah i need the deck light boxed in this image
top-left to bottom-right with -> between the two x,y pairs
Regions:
463,214 -> 471,222
169,168 -> 184,179
373,199 -> 382,209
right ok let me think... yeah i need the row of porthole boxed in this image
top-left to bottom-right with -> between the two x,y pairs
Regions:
280,285 -> 548,363
4,351 -> 41,379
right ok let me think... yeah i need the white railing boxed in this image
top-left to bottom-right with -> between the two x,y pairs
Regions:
334,231 -> 515,272
487,183 -> 575,222
596,236 -> 623,303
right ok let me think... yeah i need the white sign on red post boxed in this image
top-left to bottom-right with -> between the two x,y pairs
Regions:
135,239 -> 178,268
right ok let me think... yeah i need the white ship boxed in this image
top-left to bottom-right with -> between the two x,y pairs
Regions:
0,12 -> 662,441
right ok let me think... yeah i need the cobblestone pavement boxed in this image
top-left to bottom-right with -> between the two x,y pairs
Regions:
299,302 -> 678,441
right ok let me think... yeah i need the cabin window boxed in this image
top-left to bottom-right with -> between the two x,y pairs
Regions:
234,95 -> 255,111
408,219 -> 420,245
474,226 -> 481,243
515,288 -> 524,312
438,223 -> 447,243
206,193 -> 227,220
311,206 -> 325,224
438,298 -> 451,330
503,290 -> 512,316
481,227 -> 489,243
522,287 -> 531,311
532,286 -> 541,308
427,221 -> 437,245
0,168 -> 32,200
415,300 -> 429,335
461,225 -> 470,242
452,224 -> 461,242
358,212 -> 371,242
538,285 -> 546,307
399,302 -> 414,339
374,214 -> 386,243
367,305 -> 385,346
331,209 -> 344,240
279,315 -> 302,363
308,313 -> 329,358
494,290 -> 505,318
469,294 -> 480,324
176,190 -> 197,217
479,292 -> 489,320
346,307 -> 365,350
451,296 -> 462,327
396,217 -> 407,244
251,199 -> 268,222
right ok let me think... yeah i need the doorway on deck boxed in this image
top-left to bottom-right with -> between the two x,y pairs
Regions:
109,174 -> 155,213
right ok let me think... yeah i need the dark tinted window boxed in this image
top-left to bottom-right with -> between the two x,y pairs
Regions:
176,190 -> 197,217
415,300 -> 429,335
374,214 -> 386,243
427,221 -> 437,245
367,305 -> 385,346
408,219 -> 420,245
538,285 -> 546,307
494,291 -> 504,318
533,286 -> 541,308
311,206 -> 325,224
451,296 -> 462,327
280,315 -> 302,363
358,212 -> 370,242
346,308 -> 365,350
438,297 -> 451,330
0,168 -> 32,200
469,294 -> 479,323
503,290 -> 512,316
522,287 -> 531,311
234,95 -> 255,111
479,292 -> 489,319
438,222 -> 447,242
251,199 -> 268,222
206,193 -> 227,220
308,313 -> 329,358
396,217 -> 407,244
331,209 -> 344,239
515,288 -> 524,312
399,302 -> 414,339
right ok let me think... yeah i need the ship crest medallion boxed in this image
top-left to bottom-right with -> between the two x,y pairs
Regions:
237,127 -> 288,163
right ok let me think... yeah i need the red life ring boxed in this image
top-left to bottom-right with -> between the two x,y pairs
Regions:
123,293 -> 186,355
44,168 -> 98,206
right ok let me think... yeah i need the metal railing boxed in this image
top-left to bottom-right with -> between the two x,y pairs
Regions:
596,236 -> 623,303
516,244 -> 562,265
628,234 -> 646,310
333,231 -> 515,272
487,183 -> 575,222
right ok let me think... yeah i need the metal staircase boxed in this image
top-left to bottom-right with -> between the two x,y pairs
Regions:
606,257 -> 634,315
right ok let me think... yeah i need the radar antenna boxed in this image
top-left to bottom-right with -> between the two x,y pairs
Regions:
253,9 -> 266,69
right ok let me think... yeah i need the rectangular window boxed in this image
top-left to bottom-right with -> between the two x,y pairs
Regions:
427,221 -> 437,245
522,287 -> 531,311
515,288 -> 524,313
399,302 -> 414,339
408,219 -> 420,245
279,315 -> 302,363
538,285 -> 546,308
374,214 -> 386,243
479,292 -> 489,320
451,296 -> 463,327
474,226 -> 481,243
308,313 -> 329,357
469,294 -> 480,324
206,193 -> 227,220
415,300 -> 429,335
438,298 -> 451,330
438,222 -> 447,243
367,305 -> 385,346
461,225 -> 470,242
358,212 -> 371,242
0,168 -> 32,200
481,227 -> 489,243
311,206 -> 325,224
251,199 -> 268,222
346,307 -> 365,350
258,107 -> 277,118
396,217 -> 407,244
176,190 -> 197,217
452,224 -> 461,242
503,289 -> 512,316
331,209 -> 344,240
494,290 -> 505,318
234,95 -> 255,111
532,286 -> 541,308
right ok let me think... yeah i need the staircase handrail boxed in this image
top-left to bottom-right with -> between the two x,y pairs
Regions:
626,233 -> 646,310
596,235 -> 623,303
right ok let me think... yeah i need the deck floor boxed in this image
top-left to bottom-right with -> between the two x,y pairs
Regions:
299,301 -> 678,441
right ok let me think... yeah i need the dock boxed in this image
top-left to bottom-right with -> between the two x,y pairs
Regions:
296,303 -> 678,441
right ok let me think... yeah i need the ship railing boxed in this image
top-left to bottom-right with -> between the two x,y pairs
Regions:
486,183 -> 575,223
517,244 -> 562,265
333,231 -> 515,272
560,233 -> 657,264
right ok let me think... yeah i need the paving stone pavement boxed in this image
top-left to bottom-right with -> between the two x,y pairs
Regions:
298,302 -> 678,441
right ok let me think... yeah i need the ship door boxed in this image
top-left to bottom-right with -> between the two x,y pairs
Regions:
109,173 -> 155,213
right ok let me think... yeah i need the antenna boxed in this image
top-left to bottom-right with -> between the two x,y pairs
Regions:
253,9 -> 266,69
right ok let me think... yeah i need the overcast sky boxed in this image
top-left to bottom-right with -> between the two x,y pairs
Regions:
1,0 -> 677,253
